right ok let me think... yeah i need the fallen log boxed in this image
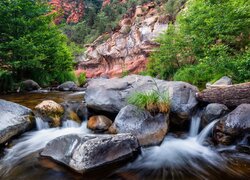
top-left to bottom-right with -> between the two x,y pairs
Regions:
196,82 -> 250,107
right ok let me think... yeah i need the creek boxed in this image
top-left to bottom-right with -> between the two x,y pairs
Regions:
0,92 -> 249,179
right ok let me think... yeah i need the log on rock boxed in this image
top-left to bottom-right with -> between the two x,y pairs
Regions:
196,82 -> 250,107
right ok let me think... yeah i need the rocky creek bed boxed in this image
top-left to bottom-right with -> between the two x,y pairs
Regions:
0,75 -> 249,179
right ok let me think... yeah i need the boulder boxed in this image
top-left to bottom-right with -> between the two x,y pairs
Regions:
201,103 -> 229,127
85,75 -> 198,119
213,104 -> 250,145
35,100 -> 64,127
87,115 -> 112,132
57,81 -> 78,91
41,133 -> 139,173
20,80 -> 40,91
206,76 -> 232,88
0,100 -> 34,145
109,105 -> 169,146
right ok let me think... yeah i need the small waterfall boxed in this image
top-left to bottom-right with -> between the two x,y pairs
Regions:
35,117 -> 49,130
189,111 -> 202,137
0,121 -> 89,175
62,120 -> 81,128
196,119 -> 219,144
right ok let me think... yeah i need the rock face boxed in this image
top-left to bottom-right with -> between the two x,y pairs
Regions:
20,80 -> 40,91
57,81 -> 78,91
50,0 -> 84,24
87,115 -> 112,132
35,100 -> 64,127
201,103 -> 229,127
77,2 -> 169,78
213,104 -> 250,145
0,100 -> 34,145
41,133 -> 139,173
85,75 -> 198,119
109,105 -> 169,146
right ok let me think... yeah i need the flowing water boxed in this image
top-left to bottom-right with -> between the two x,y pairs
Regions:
0,93 -> 249,179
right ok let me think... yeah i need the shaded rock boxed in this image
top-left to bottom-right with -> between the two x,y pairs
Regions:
0,100 -> 34,145
57,81 -> 78,91
85,75 -> 198,120
41,133 -> 139,173
109,105 -> 169,146
201,103 -> 229,127
87,115 -> 112,132
61,101 -> 88,121
35,100 -> 64,127
213,104 -> 250,145
20,80 -> 40,91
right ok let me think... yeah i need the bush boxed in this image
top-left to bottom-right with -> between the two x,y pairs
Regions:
77,72 -> 87,86
127,90 -> 170,114
147,0 -> 250,88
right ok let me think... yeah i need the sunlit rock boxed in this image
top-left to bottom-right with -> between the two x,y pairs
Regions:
35,100 -> 64,127
87,115 -> 112,132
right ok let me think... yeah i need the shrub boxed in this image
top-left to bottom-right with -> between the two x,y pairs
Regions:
77,72 -> 87,86
127,90 -> 170,114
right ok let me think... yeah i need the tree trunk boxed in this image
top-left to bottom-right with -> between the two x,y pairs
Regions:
196,82 -> 250,107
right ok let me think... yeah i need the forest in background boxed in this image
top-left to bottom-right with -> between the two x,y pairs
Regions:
0,0 -> 249,91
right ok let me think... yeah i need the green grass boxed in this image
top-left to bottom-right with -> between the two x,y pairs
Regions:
127,90 -> 170,114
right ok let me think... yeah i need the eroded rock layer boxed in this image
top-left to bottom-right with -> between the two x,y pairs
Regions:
77,2 -> 169,78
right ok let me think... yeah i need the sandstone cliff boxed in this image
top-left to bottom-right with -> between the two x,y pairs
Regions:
50,0 -> 85,24
77,2 -> 170,78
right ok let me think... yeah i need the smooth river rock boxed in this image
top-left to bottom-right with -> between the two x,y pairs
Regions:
0,100 -> 34,145
20,79 -> 40,91
201,103 -> 229,127
85,75 -> 198,119
41,133 -> 139,173
87,115 -> 112,132
213,104 -> 250,145
57,81 -> 78,91
35,100 -> 64,127
109,105 -> 169,146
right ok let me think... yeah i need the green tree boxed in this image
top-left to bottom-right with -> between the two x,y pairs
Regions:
0,0 -> 75,91
147,0 -> 250,88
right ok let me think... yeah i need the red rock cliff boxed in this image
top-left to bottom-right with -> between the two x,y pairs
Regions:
76,2 -> 170,78
50,0 -> 84,24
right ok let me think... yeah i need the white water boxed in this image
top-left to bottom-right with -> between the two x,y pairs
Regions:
124,116 -> 225,178
0,120 -> 90,175
189,112 -> 202,137
1,111 -> 223,178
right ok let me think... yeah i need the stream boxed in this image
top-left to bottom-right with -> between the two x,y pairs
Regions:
0,92 -> 249,180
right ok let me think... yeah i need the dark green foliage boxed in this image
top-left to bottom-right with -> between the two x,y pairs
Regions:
0,0 -> 75,90
147,0 -> 250,88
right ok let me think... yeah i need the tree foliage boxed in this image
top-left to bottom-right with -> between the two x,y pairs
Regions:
147,0 -> 250,88
0,0 -> 75,91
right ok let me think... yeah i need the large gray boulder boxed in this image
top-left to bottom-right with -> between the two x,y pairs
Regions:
85,75 -> 198,119
0,100 -> 34,144
109,105 -> 169,146
41,133 -> 139,173
213,104 -> 250,145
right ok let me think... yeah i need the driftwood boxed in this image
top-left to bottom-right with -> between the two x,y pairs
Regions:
196,82 -> 250,107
